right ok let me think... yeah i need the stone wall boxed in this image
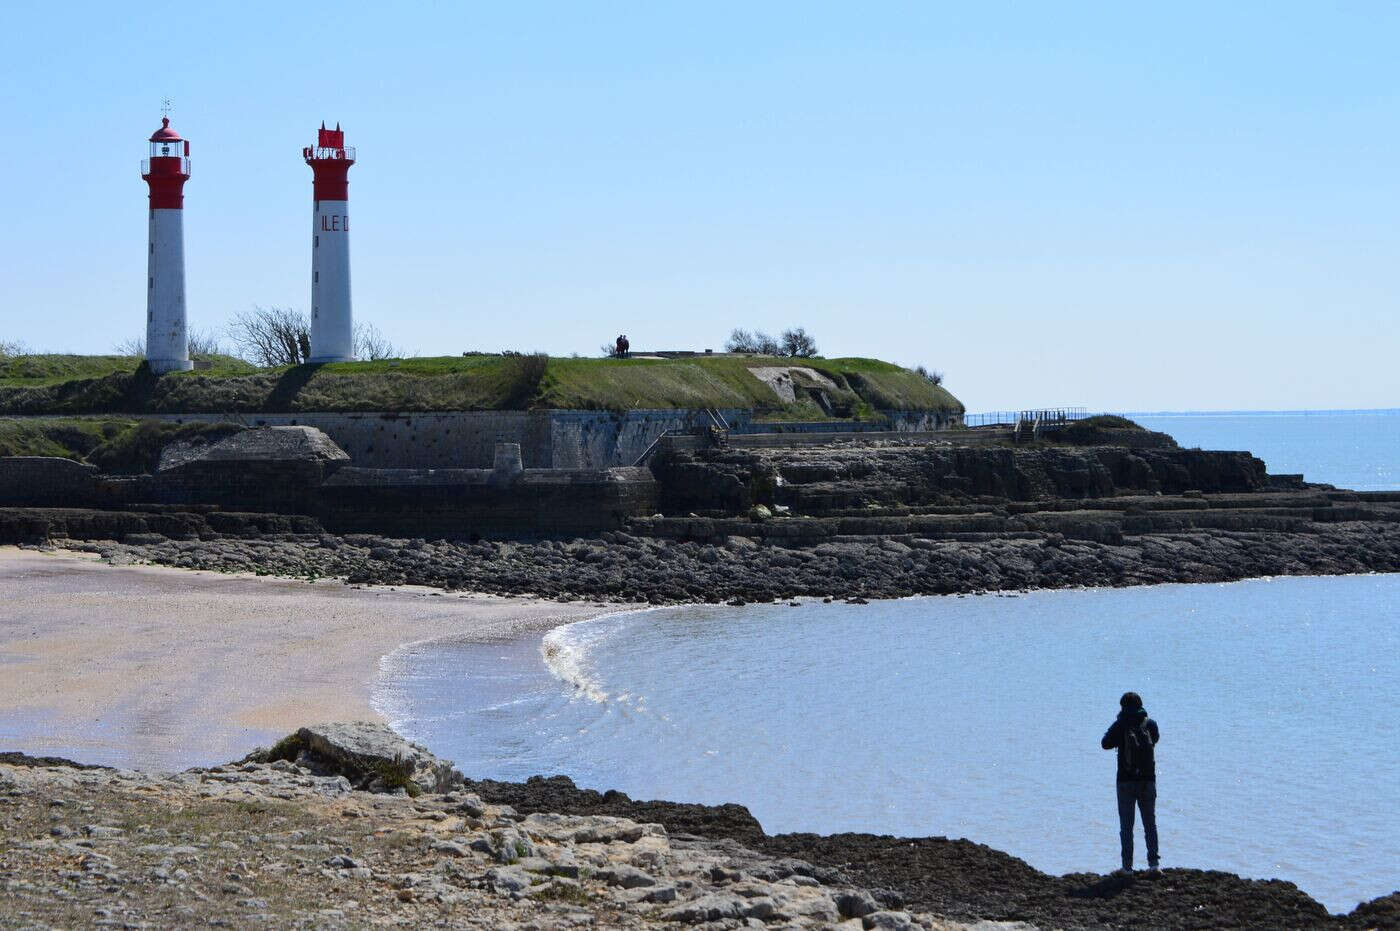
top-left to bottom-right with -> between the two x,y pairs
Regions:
319,466 -> 657,538
139,412 -> 554,469
120,408 -> 956,470
0,457 -> 100,507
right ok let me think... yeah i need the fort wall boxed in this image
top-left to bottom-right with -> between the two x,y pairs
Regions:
108,409 -> 956,469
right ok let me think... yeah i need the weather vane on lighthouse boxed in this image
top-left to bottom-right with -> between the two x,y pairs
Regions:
160,98 -> 173,118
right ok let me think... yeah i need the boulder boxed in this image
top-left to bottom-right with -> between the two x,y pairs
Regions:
260,721 -> 463,795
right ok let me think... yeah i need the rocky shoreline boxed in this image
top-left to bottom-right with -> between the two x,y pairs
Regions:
0,724 -> 1007,931
43,515 -> 1400,604
2,724 -> 1395,930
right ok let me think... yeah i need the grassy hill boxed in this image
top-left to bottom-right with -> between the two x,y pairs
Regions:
0,354 -> 962,418
0,353 -> 255,387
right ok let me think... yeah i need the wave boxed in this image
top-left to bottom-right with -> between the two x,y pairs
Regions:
539,609 -> 659,705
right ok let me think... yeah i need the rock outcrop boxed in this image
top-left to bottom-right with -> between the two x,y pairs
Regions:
251,721 -> 465,795
650,442 -> 1273,516
3,738 -> 1385,930
0,743 -> 998,930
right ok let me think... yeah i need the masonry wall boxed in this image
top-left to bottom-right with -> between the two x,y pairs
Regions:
0,457 -> 100,507
142,412 -> 554,469
123,408 -> 958,470
319,467 -> 657,538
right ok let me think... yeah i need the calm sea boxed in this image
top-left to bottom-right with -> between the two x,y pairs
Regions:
1133,409 -> 1400,491
376,411 -> 1400,913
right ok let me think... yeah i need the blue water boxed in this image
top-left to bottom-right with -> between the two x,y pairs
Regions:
1132,410 -> 1400,491
376,411 -> 1400,914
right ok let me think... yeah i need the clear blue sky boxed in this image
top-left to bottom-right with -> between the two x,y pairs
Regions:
2,2 -> 1396,411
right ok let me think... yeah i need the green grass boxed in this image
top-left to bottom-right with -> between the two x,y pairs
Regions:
0,417 -> 131,460
0,353 -> 255,387
0,416 -> 245,473
0,353 -> 963,416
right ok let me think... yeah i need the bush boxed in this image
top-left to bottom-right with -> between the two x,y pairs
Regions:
912,365 -> 943,386
500,351 -> 549,407
371,755 -> 422,797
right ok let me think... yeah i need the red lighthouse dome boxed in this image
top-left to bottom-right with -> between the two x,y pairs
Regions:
149,117 -> 182,143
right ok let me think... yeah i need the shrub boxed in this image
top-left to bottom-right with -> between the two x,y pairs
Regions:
371,755 -> 421,797
912,365 -> 943,386
500,352 -> 549,407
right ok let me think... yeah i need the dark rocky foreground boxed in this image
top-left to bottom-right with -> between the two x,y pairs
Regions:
0,726 -> 1015,930
466,775 -> 1400,930
5,726 -> 1396,930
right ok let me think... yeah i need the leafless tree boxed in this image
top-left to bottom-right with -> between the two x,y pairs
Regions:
114,337 -> 145,358
0,340 -> 26,357
227,307 -> 310,366
353,321 -> 397,361
114,328 -> 226,359
188,329 -> 227,357
725,328 -> 781,355
780,327 -> 818,358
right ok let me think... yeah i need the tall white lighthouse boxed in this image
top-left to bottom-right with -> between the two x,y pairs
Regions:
304,122 -> 356,362
141,116 -> 193,373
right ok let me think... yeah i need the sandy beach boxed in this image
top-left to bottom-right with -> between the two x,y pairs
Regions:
0,547 -> 624,770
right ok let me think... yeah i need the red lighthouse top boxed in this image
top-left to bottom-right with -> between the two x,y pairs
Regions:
149,117 -> 183,142
142,116 -> 190,209
304,121 -> 355,202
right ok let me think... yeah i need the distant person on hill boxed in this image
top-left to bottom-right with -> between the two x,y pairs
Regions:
1101,691 -> 1160,872
615,334 -> 630,358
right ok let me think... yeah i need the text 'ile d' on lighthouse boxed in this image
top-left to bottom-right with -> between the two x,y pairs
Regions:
304,122 -> 355,362
141,117 -> 193,373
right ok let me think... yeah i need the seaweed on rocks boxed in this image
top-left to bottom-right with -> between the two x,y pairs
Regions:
463,774 -> 1397,930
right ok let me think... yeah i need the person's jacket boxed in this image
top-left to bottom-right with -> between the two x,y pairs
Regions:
1101,707 -> 1160,781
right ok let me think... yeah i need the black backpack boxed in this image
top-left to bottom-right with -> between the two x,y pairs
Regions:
1121,719 -> 1155,778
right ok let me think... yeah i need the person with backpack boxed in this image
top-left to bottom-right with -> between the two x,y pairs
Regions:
1101,691 -> 1160,872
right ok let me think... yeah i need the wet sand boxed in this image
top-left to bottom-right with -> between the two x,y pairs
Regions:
0,547 -> 623,770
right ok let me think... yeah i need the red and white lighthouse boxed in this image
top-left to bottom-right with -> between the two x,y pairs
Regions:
141,116 -> 193,373
304,122 -> 356,362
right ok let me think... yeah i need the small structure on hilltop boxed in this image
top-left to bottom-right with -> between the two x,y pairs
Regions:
140,114 -> 193,374
304,123 -> 357,363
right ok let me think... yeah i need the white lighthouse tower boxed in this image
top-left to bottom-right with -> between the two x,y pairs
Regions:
304,122 -> 356,362
141,116 -> 193,373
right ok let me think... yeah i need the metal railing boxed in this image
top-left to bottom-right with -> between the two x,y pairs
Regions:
304,146 -> 356,161
140,157 -> 191,177
964,407 -> 1089,428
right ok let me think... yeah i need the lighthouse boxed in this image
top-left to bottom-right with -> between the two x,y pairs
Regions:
141,116 -> 193,373
304,122 -> 356,362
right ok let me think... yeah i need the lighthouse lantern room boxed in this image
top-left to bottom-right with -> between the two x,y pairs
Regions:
304,122 -> 356,363
141,116 -> 193,373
